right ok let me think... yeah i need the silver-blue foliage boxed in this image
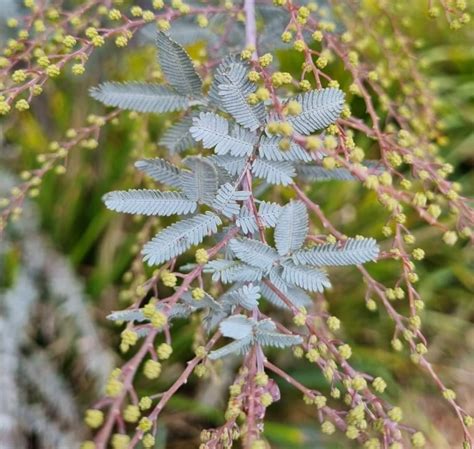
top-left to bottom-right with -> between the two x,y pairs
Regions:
89,82 -> 189,113
292,238 -> 380,266
156,31 -> 203,97
209,315 -> 303,359
93,32 -> 381,361
135,158 -> 183,188
214,61 -> 266,130
212,183 -> 251,218
103,190 -> 197,216
142,212 -> 222,265
274,200 -> 308,256
158,115 -> 196,153
236,202 -> 282,234
251,158 -> 295,186
287,88 -> 345,134
180,156 -> 219,204
190,112 -> 256,157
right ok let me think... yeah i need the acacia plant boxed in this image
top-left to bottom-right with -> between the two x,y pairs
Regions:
0,0 -> 473,449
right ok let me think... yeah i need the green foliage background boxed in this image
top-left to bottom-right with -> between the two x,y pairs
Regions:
1,3 -> 473,448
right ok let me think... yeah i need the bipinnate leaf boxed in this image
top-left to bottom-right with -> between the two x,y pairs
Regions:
229,238 -> 279,272
204,260 -> 264,283
90,82 -> 188,113
159,115 -> 195,153
156,31 -> 202,96
190,112 -> 256,157
225,283 -> 261,310
287,88 -> 345,135
135,158 -> 183,188
259,135 -> 311,162
281,261 -> 331,292
274,201 -> 308,256
292,238 -> 380,266
180,156 -> 219,204
214,61 -> 266,130
236,202 -> 283,234
251,158 -> 295,186
212,183 -> 250,218
103,190 -> 197,216
209,315 -> 303,359
219,314 -> 254,339
142,212 -> 222,265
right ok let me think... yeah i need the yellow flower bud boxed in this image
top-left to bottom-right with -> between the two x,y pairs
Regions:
388,406 -> 403,422
285,100 -> 302,116
157,343 -> 173,359
15,99 -> 30,111
84,409 -> 104,428
411,432 -> 426,447
281,31 -> 292,42
123,405 -> 140,423
112,434 -> 130,449
442,231 -> 457,246
258,53 -> 273,67
192,287 -> 205,301
139,396 -> 152,410
256,87 -> 270,101
338,343 -> 352,359
143,360 -> 162,379
322,157 -> 336,170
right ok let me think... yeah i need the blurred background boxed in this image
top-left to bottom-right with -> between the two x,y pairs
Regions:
0,1 -> 473,448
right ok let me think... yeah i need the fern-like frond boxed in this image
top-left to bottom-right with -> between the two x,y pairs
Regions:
208,335 -> 254,360
229,238 -> 279,272
236,202 -> 282,234
108,303 -> 195,324
161,303 -> 195,320
260,283 -> 312,309
207,154 -> 247,176
296,161 -> 384,181
107,309 -> 146,322
156,31 -> 202,96
229,124 -> 259,156
287,88 -> 345,135
204,260 -> 263,283
212,183 -> 250,217
142,212 -> 222,265
190,112 -> 256,157
296,165 -> 356,181
215,61 -> 266,130
214,163 -> 235,186
135,158 -> 183,188
259,135 -> 311,162
90,82 -> 188,113
219,314 -> 254,339
103,190 -> 197,216
180,156 -> 219,203
208,54 -> 239,106
268,266 -> 289,293
255,330 -> 303,348
251,157 -> 295,186
225,283 -> 261,310
292,238 -> 380,266
158,115 -> 195,153
181,290 -> 220,311
281,262 -> 331,292
274,201 -> 308,256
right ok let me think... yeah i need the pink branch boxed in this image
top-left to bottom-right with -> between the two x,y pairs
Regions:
243,0 -> 257,54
